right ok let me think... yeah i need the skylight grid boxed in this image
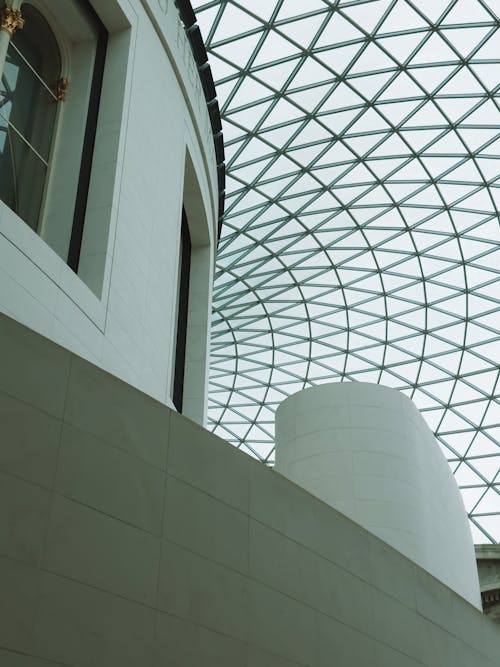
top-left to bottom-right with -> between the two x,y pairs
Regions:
193,0 -> 500,543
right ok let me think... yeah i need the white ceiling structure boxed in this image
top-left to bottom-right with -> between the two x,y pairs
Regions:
192,0 -> 500,543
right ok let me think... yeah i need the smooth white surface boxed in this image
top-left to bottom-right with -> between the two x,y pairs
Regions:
0,0 -> 218,423
1,316 -> 499,667
275,382 -> 482,609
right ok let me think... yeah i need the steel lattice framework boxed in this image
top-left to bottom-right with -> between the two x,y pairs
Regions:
192,0 -> 500,543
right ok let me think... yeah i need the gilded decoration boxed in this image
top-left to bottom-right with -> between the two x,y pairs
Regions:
53,76 -> 69,101
0,3 -> 24,37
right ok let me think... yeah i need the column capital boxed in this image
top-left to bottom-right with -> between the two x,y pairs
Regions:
0,3 -> 24,37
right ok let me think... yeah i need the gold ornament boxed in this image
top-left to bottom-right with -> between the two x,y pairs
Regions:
53,77 -> 69,101
0,4 -> 24,37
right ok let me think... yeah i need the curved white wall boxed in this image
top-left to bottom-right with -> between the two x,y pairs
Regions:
0,0 -> 218,424
275,382 -> 481,609
2,318 -> 500,667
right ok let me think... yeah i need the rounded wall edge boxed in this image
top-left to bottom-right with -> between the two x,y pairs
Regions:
0,0 -> 219,419
139,0 -> 223,247
275,382 -> 482,609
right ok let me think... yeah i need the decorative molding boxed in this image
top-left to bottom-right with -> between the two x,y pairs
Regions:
53,77 -> 69,101
481,588 -> 500,608
0,3 -> 24,37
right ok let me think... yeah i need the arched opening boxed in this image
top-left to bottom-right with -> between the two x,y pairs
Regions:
0,0 -> 110,282
0,3 -> 61,231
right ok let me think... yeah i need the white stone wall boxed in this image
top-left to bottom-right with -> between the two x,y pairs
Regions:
0,0 -> 218,421
275,382 -> 482,609
1,313 -> 499,667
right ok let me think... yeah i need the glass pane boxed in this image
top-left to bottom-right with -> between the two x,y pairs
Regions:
13,3 -> 61,84
0,113 -> 47,231
0,116 -> 15,211
0,42 -> 58,162
0,3 -> 61,232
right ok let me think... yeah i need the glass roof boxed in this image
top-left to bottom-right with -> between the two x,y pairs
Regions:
192,0 -> 500,543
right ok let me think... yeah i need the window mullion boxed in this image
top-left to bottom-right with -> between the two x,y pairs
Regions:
8,41 -> 59,102
0,108 -> 49,166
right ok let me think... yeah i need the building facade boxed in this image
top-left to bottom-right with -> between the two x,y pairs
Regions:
476,545 -> 500,626
0,0 -> 221,424
0,1 -> 499,665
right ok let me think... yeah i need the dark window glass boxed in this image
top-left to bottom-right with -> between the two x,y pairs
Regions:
173,209 -> 192,413
0,4 -> 61,231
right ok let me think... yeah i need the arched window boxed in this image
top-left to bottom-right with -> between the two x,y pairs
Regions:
0,0 -> 108,270
0,3 -> 62,231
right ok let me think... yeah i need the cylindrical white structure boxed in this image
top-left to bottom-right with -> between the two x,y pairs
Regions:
275,382 -> 481,608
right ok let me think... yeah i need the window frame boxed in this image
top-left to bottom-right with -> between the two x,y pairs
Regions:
0,0 -> 108,269
0,1 -> 64,233
66,0 -> 107,272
